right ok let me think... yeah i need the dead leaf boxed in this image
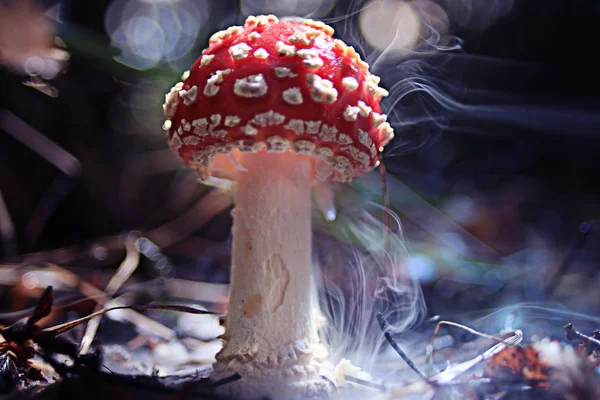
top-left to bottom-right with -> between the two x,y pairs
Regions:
484,345 -> 551,387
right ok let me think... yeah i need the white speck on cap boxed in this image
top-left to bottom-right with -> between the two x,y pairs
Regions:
229,42 -> 252,60
342,77 -> 359,91
204,69 -> 232,97
358,129 -> 372,147
274,67 -> 297,78
284,119 -> 305,135
275,41 -> 297,56
199,54 -> 214,67
357,101 -> 372,117
241,124 -> 258,135
305,120 -> 321,134
282,87 -> 303,105
371,112 -> 387,128
337,134 -> 353,145
251,110 -> 286,127
248,31 -> 261,41
293,140 -> 315,154
233,74 -> 268,98
179,85 -> 198,105
306,74 -> 337,104
224,115 -> 241,127
343,105 -> 360,121
253,48 -> 269,59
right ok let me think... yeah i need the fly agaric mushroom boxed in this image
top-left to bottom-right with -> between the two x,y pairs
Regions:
163,15 -> 394,398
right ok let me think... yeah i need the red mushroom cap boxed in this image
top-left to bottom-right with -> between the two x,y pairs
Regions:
163,15 -> 394,181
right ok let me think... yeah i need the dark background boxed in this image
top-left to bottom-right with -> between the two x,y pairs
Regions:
1,0 -> 599,334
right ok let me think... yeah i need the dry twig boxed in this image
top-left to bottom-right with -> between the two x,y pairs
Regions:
79,237 -> 140,355
430,320 -> 517,358
564,323 -> 600,350
377,312 -> 429,382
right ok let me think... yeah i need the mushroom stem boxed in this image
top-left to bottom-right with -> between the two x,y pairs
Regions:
214,150 -> 326,394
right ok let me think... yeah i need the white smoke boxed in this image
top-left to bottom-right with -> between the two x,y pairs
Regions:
314,192 -> 426,371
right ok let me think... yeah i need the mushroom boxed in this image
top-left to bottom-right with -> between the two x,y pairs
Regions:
163,15 -> 394,398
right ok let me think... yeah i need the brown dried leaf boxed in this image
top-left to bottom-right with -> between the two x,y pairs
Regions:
484,345 -> 551,387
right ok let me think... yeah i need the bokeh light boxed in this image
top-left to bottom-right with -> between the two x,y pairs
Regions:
105,0 -> 209,70
240,0 -> 336,19
406,254 -> 438,282
359,0 -> 456,67
359,0 -> 421,56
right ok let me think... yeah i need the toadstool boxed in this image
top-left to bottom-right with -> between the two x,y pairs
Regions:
163,14 -> 394,398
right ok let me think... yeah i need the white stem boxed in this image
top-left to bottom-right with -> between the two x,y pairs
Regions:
215,151 -> 325,385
